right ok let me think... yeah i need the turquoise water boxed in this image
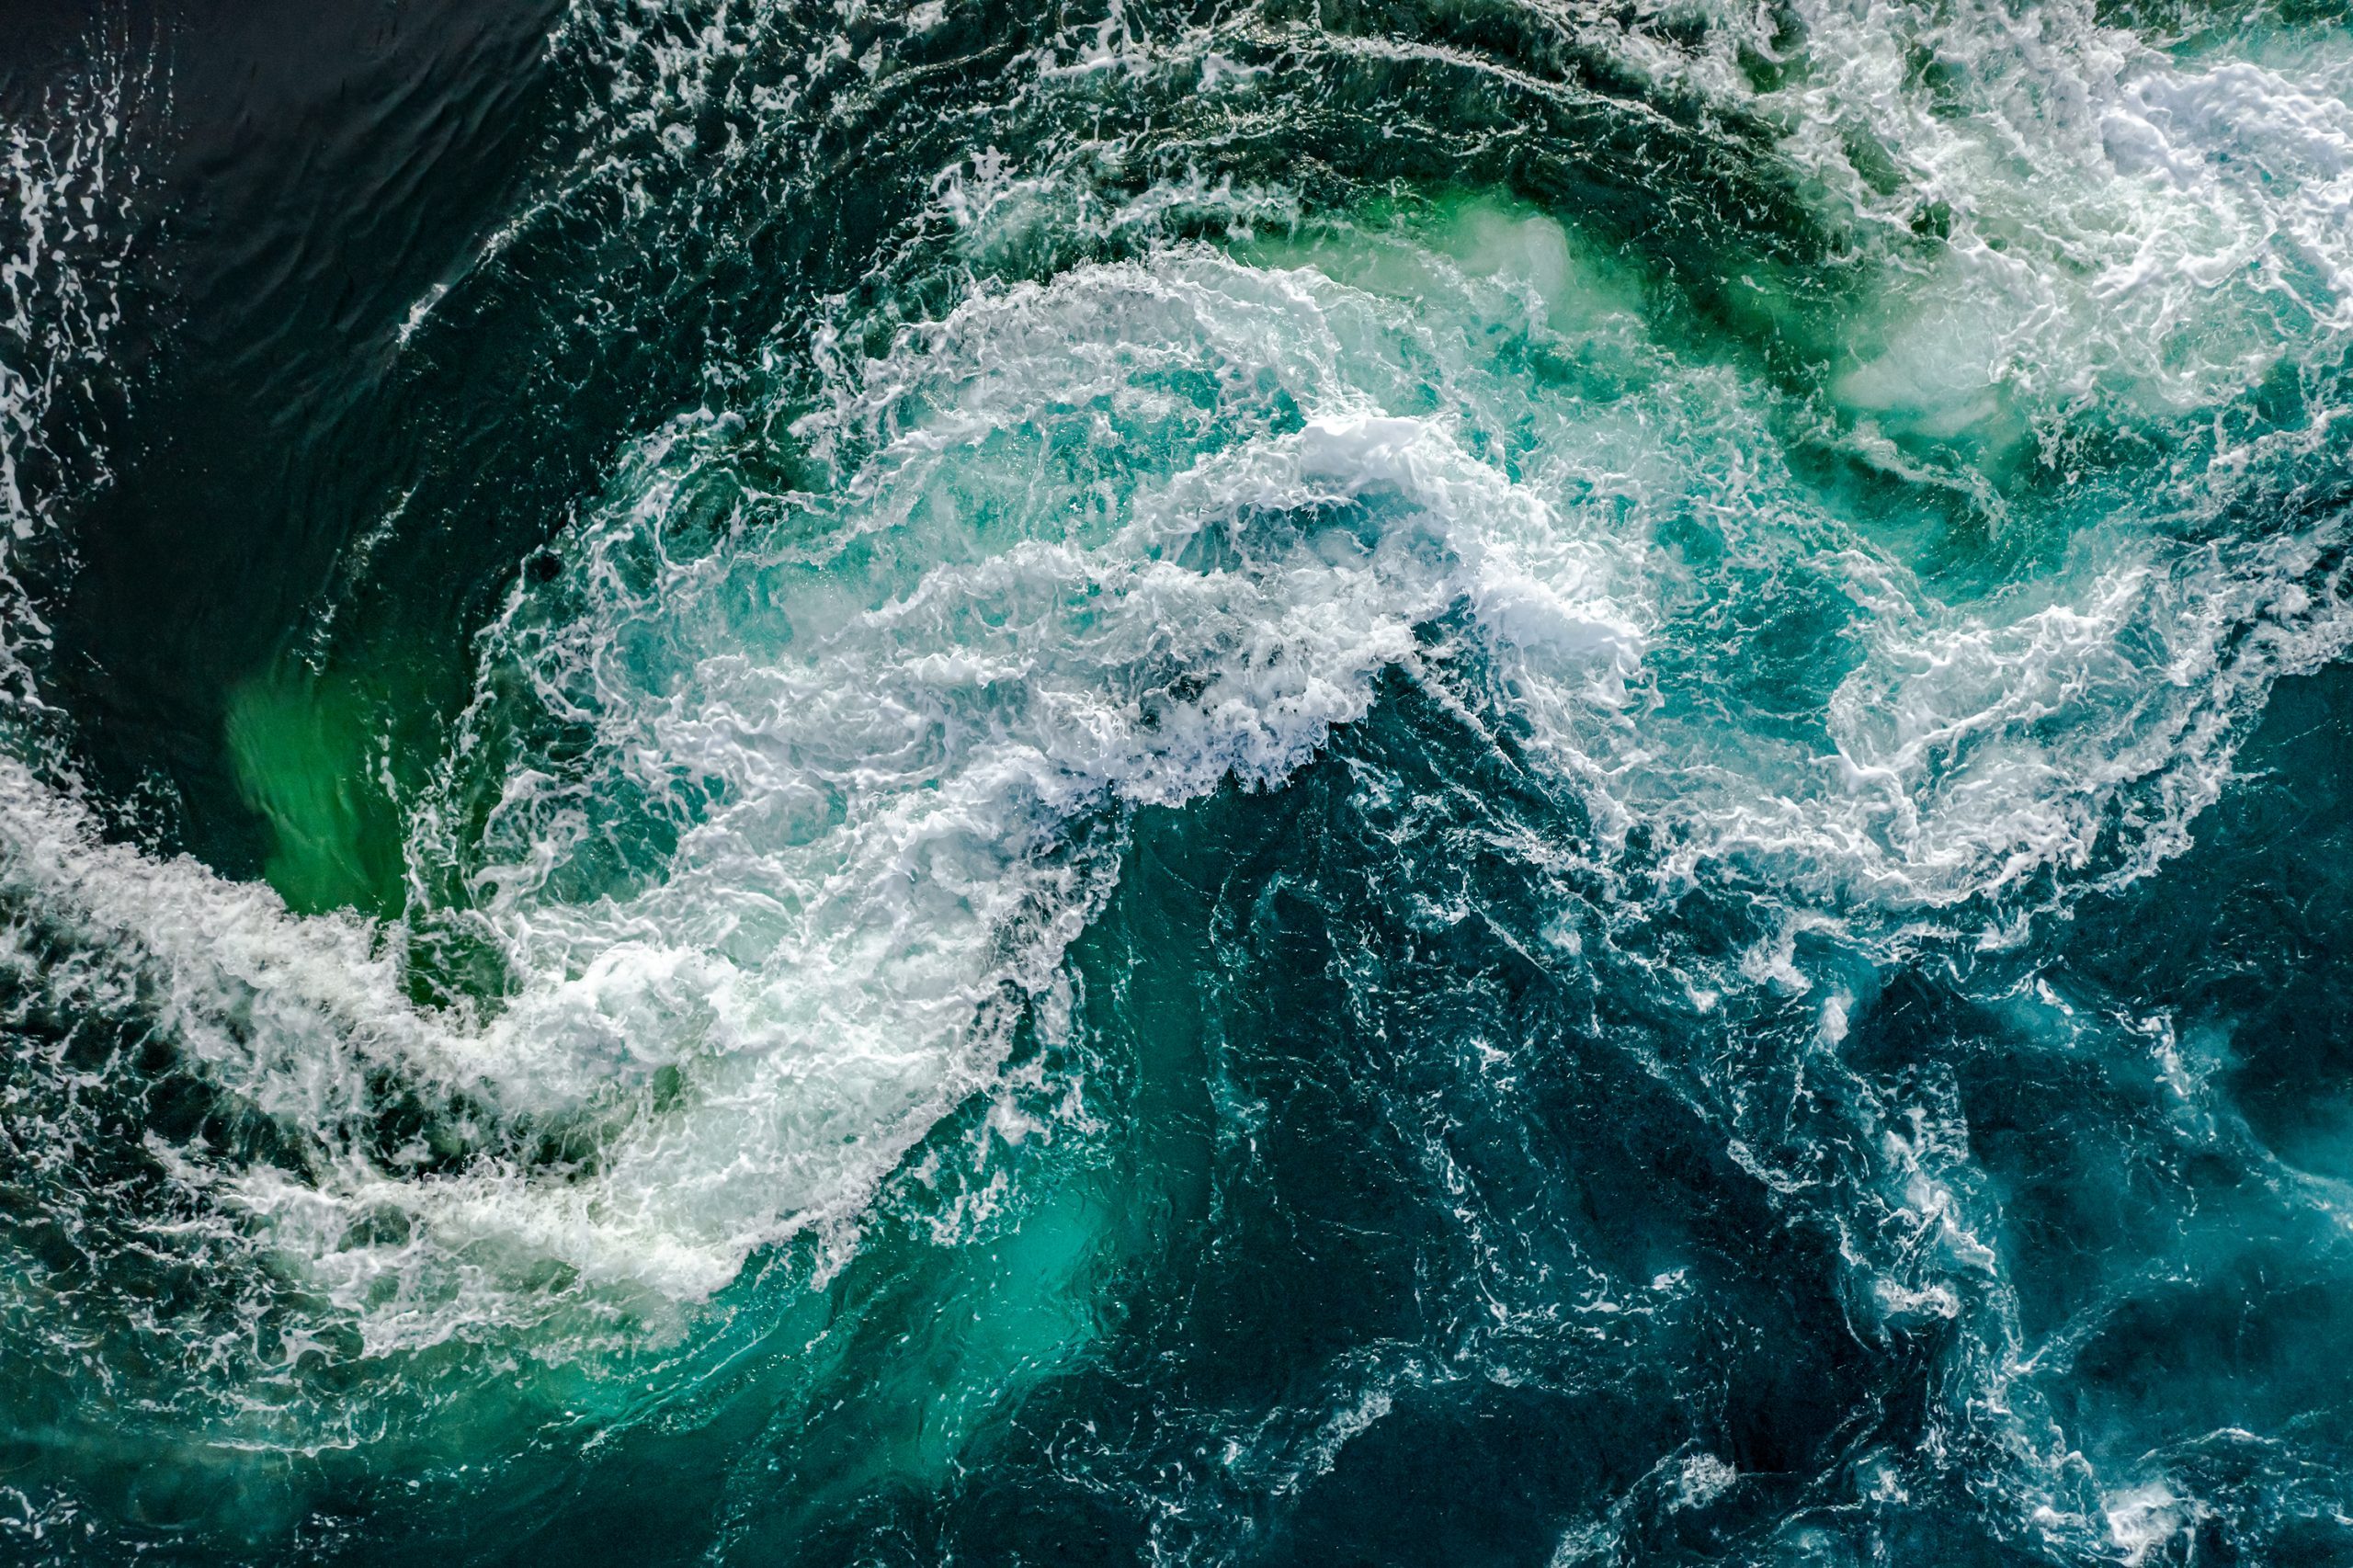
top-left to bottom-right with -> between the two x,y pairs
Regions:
5,0 -> 2353,1560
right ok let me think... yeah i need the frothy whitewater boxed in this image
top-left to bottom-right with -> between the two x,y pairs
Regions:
4,0 -> 2353,1561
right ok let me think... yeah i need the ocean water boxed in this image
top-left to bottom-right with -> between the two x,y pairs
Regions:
4,0 -> 2353,1561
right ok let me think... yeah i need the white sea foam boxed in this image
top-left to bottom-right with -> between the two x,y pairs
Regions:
0,38 -> 152,728
3,238 -> 1652,1344
4,0 -> 2351,1437
400,248 -> 1647,1319
1790,0 -> 2351,434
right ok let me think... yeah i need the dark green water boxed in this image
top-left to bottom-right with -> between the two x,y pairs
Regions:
6,0 -> 2353,1562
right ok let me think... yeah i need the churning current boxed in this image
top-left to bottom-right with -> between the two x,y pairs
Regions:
4,0 -> 2353,1561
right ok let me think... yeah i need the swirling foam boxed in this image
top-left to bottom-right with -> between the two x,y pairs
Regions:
3,11 -> 2352,1542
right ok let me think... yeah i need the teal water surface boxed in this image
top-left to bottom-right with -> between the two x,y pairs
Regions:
5,0 -> 2353,1561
